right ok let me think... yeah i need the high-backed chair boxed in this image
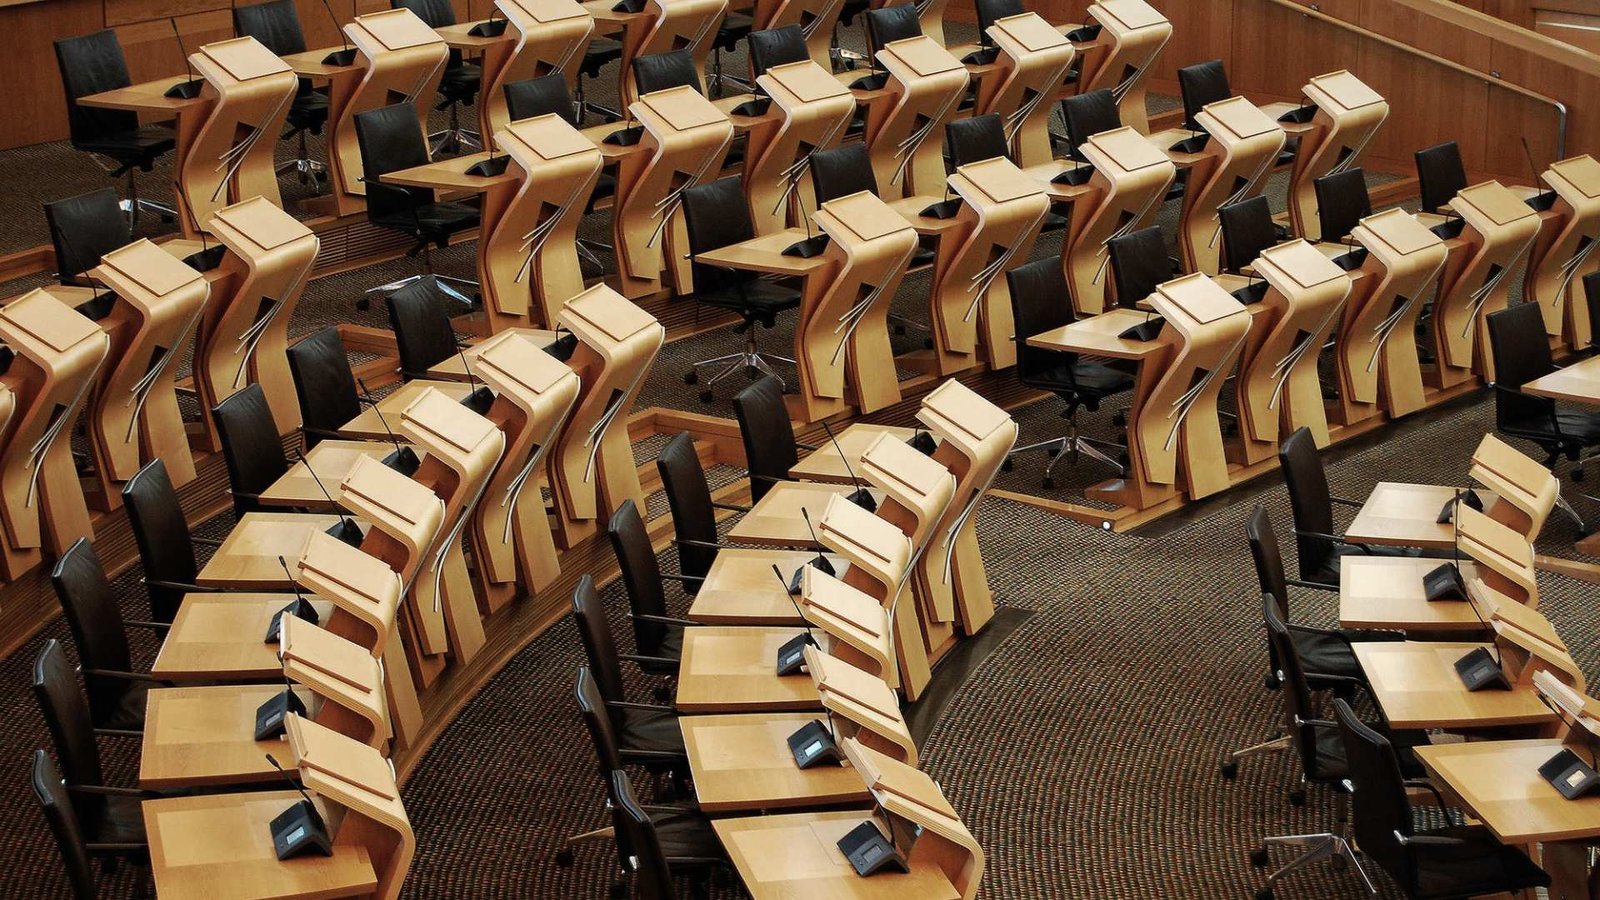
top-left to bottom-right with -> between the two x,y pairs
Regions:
52,30 -> 176,227
1414,141 -> 1467,215
852,5 -> 922,94
731,375 -> 807,502
43,189 -> 130,293
654,431 -> 729,589
286,327 -> 363,448
385,281 -> 459,382
680,177 -> 801,400
233,0 -> 331,184
610,769 -> 727,898
122,459 -> 226,625
392,0 -> 481,153
51,539 -> 152,732
633,48 -> 703,96
1177,59 -> 1232,132
1218,196 -> 1278,277
974,0 -> 1023,46
1005,257 -> 1132,487
1487,302 -> 1600,469
503,74 -> 579,126
607,500 -> 691,676
748,25 -> 808,80
1059,88 -> 1120,162
570,577 -> 687,765
945,113 -> 1066,231
1278,426 -> 1417,589
1313,166 -> 1371,247
212,383 -> 290,517
353,103 -> 481,307
32,749 -> 146,899
1106,225 -> 1178,310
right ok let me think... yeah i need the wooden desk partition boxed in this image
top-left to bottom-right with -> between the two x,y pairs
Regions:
482,0 -> 595,143
859,432 -> 958,666
1456,505 -> 1539,608
866,36 -> 969,200
198,196 -> 321,448
841,738 -> 984,900
976,13 -> 1074,168
619,0 -> 727,110
551,285 -> 663,547
1331,208 -> 1447,427
183,37 -> 297,226
1233,240 -> 1350,465
1525,155 -> 1600,348
0,290 -> 108,579
86,240 -> 208,507
279,617 -> 392,750
1469,433 -> 1558,541
931,157 -> 1049,374
805,647 -> 918,766
1181,97 -> 1285,275
793,191 -> 919,423
1287,70 -> 1389,241
800,568 -> 893,683
613,87 -> 733,298
1078,0 -> 1170,134
1431,181 -> 1541,389
1064,127 -> 1175,316
747,61 -> 857,236
463,331 -> 581,610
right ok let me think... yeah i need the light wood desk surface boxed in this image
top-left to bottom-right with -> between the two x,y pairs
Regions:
281,47 -> 360,79
144,790 -> 377,900
1416,738 -> 1600,844
78,76 -> 205,114
727,482 -> 865,548
1345,482 -> 1498,550
1353,641 -> 1558,731
1338,557 -> 1485,633
381,151 -> 520,192
688,549 -> 840,626
434,21 -> 509,50
681,712 -> 873,813
1026,308 -> 1166,360
340,380 -> 473,440
676,626 -> 824,713
694,227 -> 834,278
259,441 -> 404,509
714,809 -> 960,899
1524,355 -> 1600,405
152,594 -> 330,681
791,425 -> 922,485
196,513 -> 355,590
140,685 -> 304,790
425,328 -> 560,381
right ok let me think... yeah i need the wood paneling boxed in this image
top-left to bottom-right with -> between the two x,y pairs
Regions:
1229,0 -> 1361,100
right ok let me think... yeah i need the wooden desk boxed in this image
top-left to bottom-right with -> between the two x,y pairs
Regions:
687,549 -> 838,626
726,481 -> 864,548
152,594 -> 330,681
196,513 -> 356,590
714,809 -> 960,899
1353,641 -> 1558,732
339,380 -> 473,440
1026,308 -> 1160,358
680,712 -> 872,813
140,685 -> 304,790
791,424 -> 920,484
676,626 -> 824,713
1524,354 -> 1600,404
79,76 -> 209,233
694,227 -> 833,278
1338,557 -> 1484,633
143,791 -> 378,900
424,328 -> 559,381
1345,482 -> 1498,549
259,441 -> 406,509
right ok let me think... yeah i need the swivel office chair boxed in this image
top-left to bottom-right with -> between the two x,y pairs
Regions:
1106,226 -> 1178,310
1178,59 -> 1295,167
53,30 -> 177,228
1217,196 -> 1281,304
392,0 -> 481,153
43,188 -> 130,320
1414,141 -> 1467,216
1278,426 -> 1420,590
570,577 -> 688,758
607,500 -> 692,676
1487,302 -> 1600,473
1004,257 -> 1132,487
709,9 -> 754,98
946,114 -> 1068,231
51,538 -> 154,732
679,177 -> 802,401
353,103 -> 481,307
32,750 -> 148,900
731,375 -> 811,503
122,459 -> 234,625
385,280 -> 461,382
611,769 -> 728,899
211,384 -> 291,518
286,327 -> 364,448
234,0 -> 331,184
576,35 -> 625,123
1058,89 -> 1184,199
655,431 -> 745,590
633,49 -> 705,96
1313,167 -> 1371,269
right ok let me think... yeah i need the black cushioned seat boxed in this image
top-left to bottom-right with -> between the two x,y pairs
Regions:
618,706 -> 688,755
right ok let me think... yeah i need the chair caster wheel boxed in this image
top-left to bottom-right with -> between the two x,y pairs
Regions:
1288,789 -> 1306,806
1112,412 -> 1127,427
1254,888 -> 1274,900
1265,673 -> 1281,690
1041,477 -> 1055,490
356,297 -> 371,312
684,371 -> 698,384
1250,848 -> 1270,868
1000,458 -> 1014,472
1220,761 -> 1238,780
555,849 -> 574,867
699,390 -> 714,403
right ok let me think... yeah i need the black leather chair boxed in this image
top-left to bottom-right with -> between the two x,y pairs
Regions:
53,30 -> 177,228
1414,141 -> 1467,215
287,327 -> 363,447
234,0 -> 331,184
849,5 -> 923,92
392,0 -> 481,153
1487,302 -> 1600,471
732,375 -> 811,503
679,177 -> 802,400
1279,426 -> 1420,590
43,188 -> 130,320
946,114 -> 1069,231
503,73 -> 579,126
212,384 -> 290,517
1332,698 -> 1550,900
1178,59 -> 1295,167
51,538 -> 155,732
1005,257 -> 1132,487
810,144 -> 935,277
610,768 -> 726,899
1313,166 -> 1371,255
748,25 -> 808,80
607,500 -> 691,675
122,458 -> 246,625
1107,226 -> 1178,310
386,280 -> 460,381
655,431 -> 753,591
353,103 -> 481,307
975,0 -> 1023,46
1217,196 -> 1277,276
32,749 -> 147,899
570,577 -> 688,766
1059,88 -> 1120,163
633,49 -> 703,96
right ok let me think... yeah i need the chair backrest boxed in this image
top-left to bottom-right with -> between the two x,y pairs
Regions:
1107,226 -> 1171,310
810,143 -> 877,207
749,26 -> 808,79
865,5 -> 921,58
1333,697 -> 1411,881
945,113 -> 1009,169
1006,257 -> 1077,383
32,750 -> 99,900
385,280 -> 459,381
1218,196 -> 1275,275
34,639 -> 106,834
1059,88 -> 1120,159
606,500 -> 674,658
1314,167 -> 1371,244
1587,271 -> 1600,352
975,0 -> 1024,45
1245,503 -> 1291,617
121,459 -> 199,625
212,383 -> 290,517
633,49 -> 701,97
1277,426 -> 1336,583
233,0 -> 309,57
1178,59 -> 1231,131
53,31 -> 138,146
1414,141 -> 1466,215
503,75 -> 577,126
574,666 -> 626,779
51,539 -> 133,730
1487,302 -> 1559,434
610,770 -> 678,900
44,189 -> 130,284
287,326 -> 363,447
1262,593 -> 1326,781
682,176 -> 757,296
732,375 -> 798,503
655,432 -> 719,587
353,104 -> 433,223
571,575 -> 629,729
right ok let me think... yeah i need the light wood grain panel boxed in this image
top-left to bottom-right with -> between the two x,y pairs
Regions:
2,0 -> 104,149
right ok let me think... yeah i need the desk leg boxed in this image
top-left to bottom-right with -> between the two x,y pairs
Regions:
1542,841 -> 1592,900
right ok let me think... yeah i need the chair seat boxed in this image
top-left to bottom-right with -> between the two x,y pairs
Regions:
619,706 -> 687,756
1293,629 -> 1361,684
287,92 -> 330,132
1309,719 -> 1424,784
404,200 -> 481,237
650,805 -> 723,860
440,63 -> 482,102
716,12 -> 754,49
1409,825 -> 1550,899
99,681 -> 149,732
583,38 -> 624,76
75,126 -> 176,166
94,794 -> 148,846
1556,405 -> 1600,444
696,280 -> 802,322
1029,360 -> 1135,403
635,625 -> 684,677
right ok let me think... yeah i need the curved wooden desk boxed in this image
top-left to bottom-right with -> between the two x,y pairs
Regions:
746,60 -> 857,237
1430,180 -> 1541,388
481,0 -> 595,144
1525,155 -> 1600,348
976,13 -> 1074,168
1180,97 -> 1284,275
1077,0 -> 1170,134
618,0 -> 726,110
863,36 -> 968,201
1063,127 -> 1175,316
1286,70 -> 1388,241
183,37 -> 297,226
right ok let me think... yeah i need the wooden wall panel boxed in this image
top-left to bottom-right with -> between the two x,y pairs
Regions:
1228,0 -> 1361,100
1358,42 -> 1493,173
105,0 -> 228,27
4,0 -> 104,150
1149,0 -> 1235,72
114,10 -> 235,86
293,0 -> 360,51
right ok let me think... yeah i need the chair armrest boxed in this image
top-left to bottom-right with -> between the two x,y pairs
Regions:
145,579 -> 263,595
93,728 -> 142,739
1288,623 -> 1350,649
228,489 -> 263,502
362,181 -> 425,230
632,613 -> 698,628
1489,382 -> 1563,433
67,784 -> 145,798
608,700 -> 676,714
660,573 -> 705,585
1393,831 -> 1468,847
83,668 -> 161,684
1294,528 -> 1374,554
1329,496 -> 1363,507
301,425 -> 349,442
795,442 -> 818,452
1286,577 -> 1339,592
86,842 -> 148,853
191,536 -> 224,548
621,653 -> 679,669
675,538 -> 732,552
1404,778 -> 1451,810
712,501 -> 750,513
621,749 -> 686,761
124,620 -> 170,632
